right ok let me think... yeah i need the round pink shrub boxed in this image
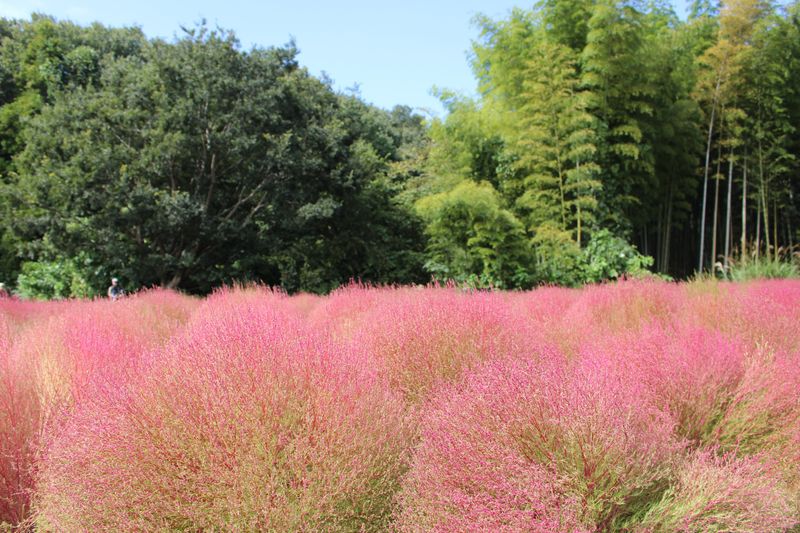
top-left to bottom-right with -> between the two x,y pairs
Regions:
352,288 -> 540,404
507,287 -> 583,356
711,346 -> 800,515
582,324 -> 747,446
286,291 -> 324,317
561,280 -> 682,338
0,290 -> 196,528
0,306 -> 71,527
0,312 -> 9,358
0,316 -> 41,526
34,289 -> 413,531
736,280 -> 800,354
305,281 -> 389,342
26,289 -> 198,417
635,449 -> 797,532
0,298 -> 67,332
681,280 -> 800,354
397,351 -> 681,531
713,346 -> 800,455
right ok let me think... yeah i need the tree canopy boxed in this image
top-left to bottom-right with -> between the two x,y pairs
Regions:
1,18 -> 426,295
1,2 -> 799,296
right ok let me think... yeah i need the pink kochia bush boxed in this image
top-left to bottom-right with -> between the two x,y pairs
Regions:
0,280 -> 797,530
636,449 -> 796,532
350,287 -> 539,404
583,324 -> 748,446
0,313 -> 43,525
396,281 -> 800,532
0,289 -> 196,527
396,353 -> 681,532
34,287 -> 413,531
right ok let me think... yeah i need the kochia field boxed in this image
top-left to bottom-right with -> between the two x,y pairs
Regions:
0,280 -> 798,531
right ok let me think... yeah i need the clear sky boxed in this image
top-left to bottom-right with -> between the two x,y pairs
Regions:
0,0 -> 689,116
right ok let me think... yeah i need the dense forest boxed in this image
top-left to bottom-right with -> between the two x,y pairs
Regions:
1,0 -> 799,296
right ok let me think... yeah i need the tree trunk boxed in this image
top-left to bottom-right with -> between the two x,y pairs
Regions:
755,196 -> 762,261
762,183 -> 770,261
712,176 -> 720,270
166,272 -> 182,290
741,153 -> 747,262
773,199 -> 778,257
656,200 -> 663,271
643,224 -> 648,257
724,147 -> 734,270
758,139 -> 770,261
711,140 -> 722,270
662,184 -> 673,273
698,98 -> 718,272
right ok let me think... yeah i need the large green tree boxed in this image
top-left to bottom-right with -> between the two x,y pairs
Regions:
0,15 -> 146,288
6,23 -> 425,294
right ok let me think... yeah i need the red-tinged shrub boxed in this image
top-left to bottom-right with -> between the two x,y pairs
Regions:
22,289 -> 198,418
0,298 -> 68,345
785,428 -> 800,517
0,290 -> 196,528
735,280 -> 800,354
352,288 -> 540,404
712,346 -> 800,456
0,310 -> 74,528
507,287 -> 583,357
0,313 -> 9,357
633,449 -> 797,532
561,280 -> 683,338
507,286 -> 579,322
583,324 -> 747,446
287,291 -> 324,317
0,319 -> 41,527
396,355 -> 586,533
707,346 -> 800,516
397,352 -> 682,532
0,298 -> 58,323
682,280 -> 800,355
306,281 -> 389,342
34,289 -> 413,531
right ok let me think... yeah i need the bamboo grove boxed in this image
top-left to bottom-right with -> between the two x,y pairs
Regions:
414,0 -> 799,287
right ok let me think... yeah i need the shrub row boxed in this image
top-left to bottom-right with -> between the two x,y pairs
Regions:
0,280 -> 797,531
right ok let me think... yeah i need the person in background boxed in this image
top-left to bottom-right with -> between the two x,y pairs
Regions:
0,282 -> 7,298
107,277 -> 125,301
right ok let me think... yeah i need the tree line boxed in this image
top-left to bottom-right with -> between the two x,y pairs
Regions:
0,1 -> 798,296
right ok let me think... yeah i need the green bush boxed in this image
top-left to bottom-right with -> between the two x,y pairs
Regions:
724,257 -> 800,281
417,181 -> 534,289
580,229 -> 655,283
16,257 -> 96,300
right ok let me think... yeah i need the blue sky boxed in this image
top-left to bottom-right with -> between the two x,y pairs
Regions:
0,1 -> 689,116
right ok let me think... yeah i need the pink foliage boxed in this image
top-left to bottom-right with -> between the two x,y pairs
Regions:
712,345 -> 800,468
0,320 -> 41,525
736,280 -> 800,353
35,288 -> 413,531
351,288 -> 542,404
561,280 -> 683,334
636,449 -> 797,532
0,289 -> 195,527
582,324 -> 747,445
397,351 -> 682,531
305,281 -> 389,341
0,280 -> 796,529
